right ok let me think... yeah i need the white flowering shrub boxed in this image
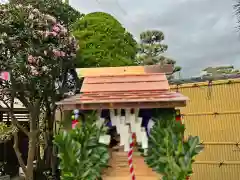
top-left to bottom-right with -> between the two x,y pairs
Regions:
0,4 -> 78,100
0,4 -> 79,179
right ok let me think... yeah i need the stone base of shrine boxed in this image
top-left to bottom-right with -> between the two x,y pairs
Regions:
102,150 -> 161,180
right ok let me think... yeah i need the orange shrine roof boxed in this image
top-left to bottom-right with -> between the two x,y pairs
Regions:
57,72 -> 188,110
76,64 -> 174,77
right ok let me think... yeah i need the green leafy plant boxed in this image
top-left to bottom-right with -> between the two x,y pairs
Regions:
72,12 -> 138,68
136,30 -> 181,79
0,122 -> 18,143
145,116 -> 204,180
53,116 -> 110,180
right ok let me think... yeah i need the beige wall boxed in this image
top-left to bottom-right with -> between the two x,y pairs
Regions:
171,79 -> 240,180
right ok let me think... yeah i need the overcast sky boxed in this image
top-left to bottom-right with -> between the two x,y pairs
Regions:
70,0 -> 240,77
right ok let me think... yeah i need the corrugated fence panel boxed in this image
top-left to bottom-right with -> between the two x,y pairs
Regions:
170,79 -> 240,180
172,82 -> 240,114
183,114 -> 240,142
195,144 -> 240,161
191,164 -> 240,180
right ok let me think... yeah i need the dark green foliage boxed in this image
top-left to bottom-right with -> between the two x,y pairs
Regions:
9,0 -> 83,27
151,108 -> 176,122
53,116 -> 110,180
137,30 -> 168,65
145,114 -> 203,180
136,30 -> 181,74
72,12 -> 138,68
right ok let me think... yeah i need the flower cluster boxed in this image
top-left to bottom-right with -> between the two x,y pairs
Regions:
26,5 -> 78,77
0,4 -> 78,80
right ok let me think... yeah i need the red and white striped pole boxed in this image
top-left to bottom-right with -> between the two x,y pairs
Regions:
128,132 -> 136,180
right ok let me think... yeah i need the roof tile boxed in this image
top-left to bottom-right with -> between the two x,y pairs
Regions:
81,74 -> 169,93
56,73 -> 188,109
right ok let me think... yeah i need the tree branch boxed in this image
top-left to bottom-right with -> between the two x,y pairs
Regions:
13,132 -> 27,174
0,96 -> 29,135
16,92 -> 31,111
29,98 -> 42,131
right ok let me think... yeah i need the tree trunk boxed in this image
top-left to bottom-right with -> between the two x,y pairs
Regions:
25,131 -> 37,180
25,101 -> 41,180
47,110 -> 56,177
13,132 -> 27,175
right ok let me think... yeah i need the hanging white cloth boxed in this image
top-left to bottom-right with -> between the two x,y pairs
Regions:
125,109 -> 131,123
130,114 -> 136,133
124,129 -> 130,152
120,116 -> 126,124
110,109 -> 116,126
115,115 -> 121,134
135,117 -> 142,143
119,124 -> 125,146
119,116 -> 126,146
141,127 -> 148,149
147,119 -> 155,134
